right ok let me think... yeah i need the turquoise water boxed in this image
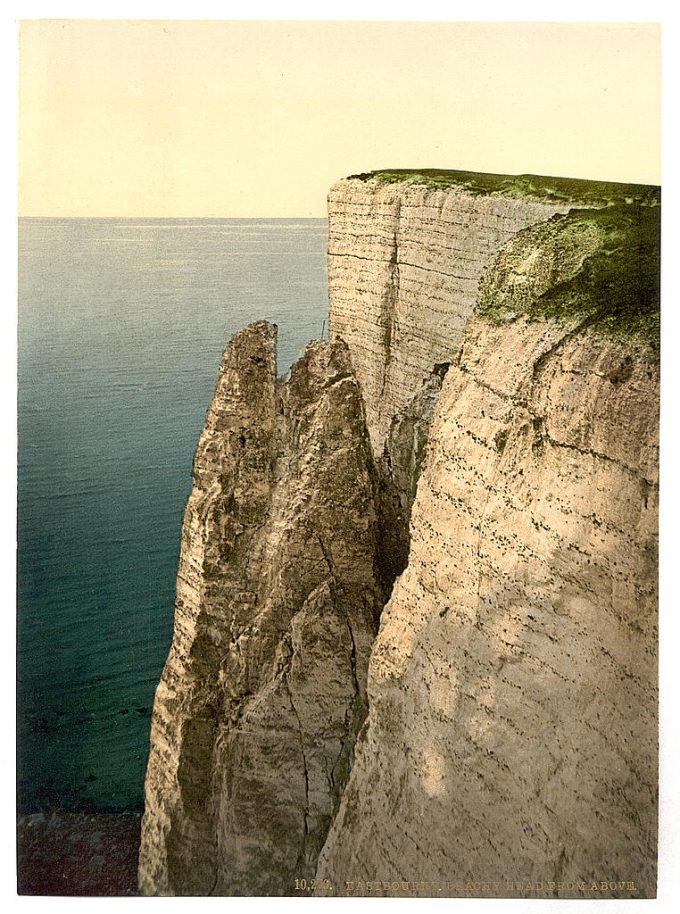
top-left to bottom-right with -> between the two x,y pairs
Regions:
17,218 -> 328,812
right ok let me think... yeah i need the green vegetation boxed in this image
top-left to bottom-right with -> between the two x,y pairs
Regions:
348,169 -> 660,351
478,205 -> 660,352
348,168 -> 660,207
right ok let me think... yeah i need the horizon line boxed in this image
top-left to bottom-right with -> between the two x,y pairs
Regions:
18,214 -> 329,220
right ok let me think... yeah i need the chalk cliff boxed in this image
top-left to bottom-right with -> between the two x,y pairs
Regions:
316,189 -> 659,898
140,170 -> 659,899
328,171 -> 658,578
327,171 -> 656,457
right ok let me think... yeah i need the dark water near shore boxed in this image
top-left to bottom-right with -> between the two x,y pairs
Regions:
17,217 -> 328,812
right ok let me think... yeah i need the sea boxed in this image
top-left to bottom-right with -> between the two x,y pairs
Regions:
17,217 -> 329,813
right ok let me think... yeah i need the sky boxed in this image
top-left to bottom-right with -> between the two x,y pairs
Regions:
19,19 -> 661,216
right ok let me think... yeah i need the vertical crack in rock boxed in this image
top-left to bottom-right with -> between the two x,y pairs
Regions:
377,362 -> 450,582
139,323 -> 384,896
378,201 -> 401,403
315,532 -> 362,796
344,617 -> 359,714
286,676 -> 310,871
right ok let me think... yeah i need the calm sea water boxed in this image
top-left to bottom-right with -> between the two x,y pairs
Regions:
18,217 -> 328,812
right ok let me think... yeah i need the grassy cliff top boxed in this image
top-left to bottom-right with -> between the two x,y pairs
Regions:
478,204 -> 660,352
347,168 -> 660,207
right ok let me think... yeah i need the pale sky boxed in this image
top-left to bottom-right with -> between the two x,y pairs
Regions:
19,20 -> 661,217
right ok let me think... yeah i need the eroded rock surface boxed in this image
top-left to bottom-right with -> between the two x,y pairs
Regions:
327,178 -> 575,455
316,208 -> 659,898
139,322 -> 383,895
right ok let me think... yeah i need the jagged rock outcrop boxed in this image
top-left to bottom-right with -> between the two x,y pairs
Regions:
139,321 -> 384,895
315,203 -> 659,898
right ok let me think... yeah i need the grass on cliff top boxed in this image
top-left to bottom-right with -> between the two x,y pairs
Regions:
478,205 -> 660,352
348,168 -> 660,207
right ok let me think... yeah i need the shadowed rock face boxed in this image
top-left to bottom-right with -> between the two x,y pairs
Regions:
315,206 -> 659,899
376,363 -> 450,582
139,322 -> 384,895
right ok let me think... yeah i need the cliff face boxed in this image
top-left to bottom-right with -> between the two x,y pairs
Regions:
328,178 -> 576,457
139,322 -> 384,895
140,171 -> 659,899
316,198 -> 659,897
327,175 -> 657,578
